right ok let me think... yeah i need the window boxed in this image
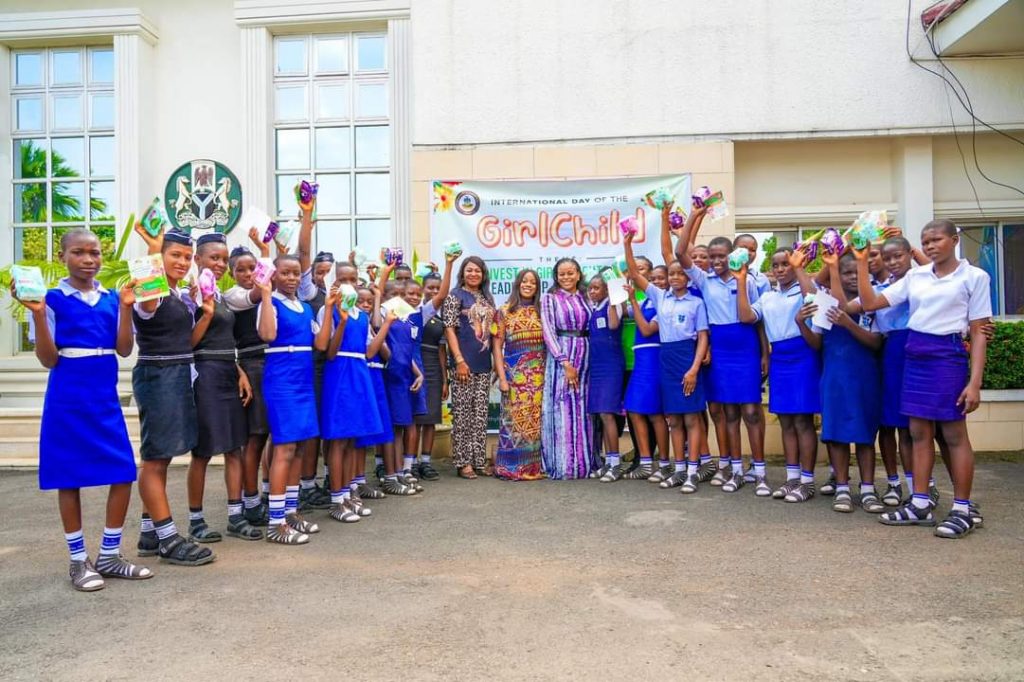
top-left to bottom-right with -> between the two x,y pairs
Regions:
961,222 -> 1024,317
11,47 -> 116,263
272,32 -> 390,259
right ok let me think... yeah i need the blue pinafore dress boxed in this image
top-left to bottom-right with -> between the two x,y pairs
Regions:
624,298 -> 661,415
39,288 -> 136,489
384,313 -> 428,426
587,300 -> 624,414
874,280 -> 911,429
263,296 -> 319,444
321,308 -> 383,440
820,314 -> 881,445
355,338 -> 392,448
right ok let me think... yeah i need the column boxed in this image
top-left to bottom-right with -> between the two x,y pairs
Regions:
389,17 -> 412,252
113,33 -> 140,243
239,25 -> 272,244
892,137 -> 934,245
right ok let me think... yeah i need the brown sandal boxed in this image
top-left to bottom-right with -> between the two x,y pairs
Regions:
457,466 -> 477,479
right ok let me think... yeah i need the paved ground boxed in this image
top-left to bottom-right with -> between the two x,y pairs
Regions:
1,458 -> 1023,681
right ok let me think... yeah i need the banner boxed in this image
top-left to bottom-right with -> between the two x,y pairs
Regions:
429,174 -> 691,304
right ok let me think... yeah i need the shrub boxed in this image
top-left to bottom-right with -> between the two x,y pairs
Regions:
983,320 -> 1024,390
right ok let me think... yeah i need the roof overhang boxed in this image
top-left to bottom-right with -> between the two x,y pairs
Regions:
928,0 -> 1024,56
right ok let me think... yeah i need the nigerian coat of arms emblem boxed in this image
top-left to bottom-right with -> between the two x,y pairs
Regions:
163,159 -> 242,233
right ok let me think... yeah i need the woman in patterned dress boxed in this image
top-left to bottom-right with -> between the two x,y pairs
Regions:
540,258 -> 594,480
492,269 -> 546,481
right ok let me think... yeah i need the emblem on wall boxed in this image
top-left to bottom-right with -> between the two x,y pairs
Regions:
164,159 -> 242,233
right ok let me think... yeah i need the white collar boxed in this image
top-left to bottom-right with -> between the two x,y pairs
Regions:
57,278 -> 107,296
593,298 -> 609,312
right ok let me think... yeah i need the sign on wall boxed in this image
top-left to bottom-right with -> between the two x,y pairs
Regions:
164,159 -> 242,233
429,174 -> 691,304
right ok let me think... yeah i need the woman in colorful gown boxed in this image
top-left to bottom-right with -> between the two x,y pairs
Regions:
492,269 -> 547,481
540,258 -> 593,480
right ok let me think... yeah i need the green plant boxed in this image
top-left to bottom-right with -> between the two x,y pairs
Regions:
758,233 -> 823,274
983,320 -> 1024,390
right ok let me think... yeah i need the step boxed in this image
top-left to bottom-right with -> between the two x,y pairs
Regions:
0,407 -> 141,438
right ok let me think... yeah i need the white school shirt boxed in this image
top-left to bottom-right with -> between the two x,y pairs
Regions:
644,283 -> 708,342
684,266 -> 761,325
751,281 -> 809,343
224,284 -> 258,312
255,291 -> 320,334
315,304 -> 361,328
298,268 -> 318,302
132,286 -> 194,321
28,278 -> 114,342
880,259 -> 992,336
749,270 -> 773,297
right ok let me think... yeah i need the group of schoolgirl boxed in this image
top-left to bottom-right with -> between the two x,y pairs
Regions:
16,195 -> 459,592
585,200 -> 992,540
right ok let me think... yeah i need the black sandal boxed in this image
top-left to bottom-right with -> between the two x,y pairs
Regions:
158,535 -> 216,566
188,521 -> 223,544
137,531 -> 160,557
226,517 -> 263,541
934,510 -> 974,539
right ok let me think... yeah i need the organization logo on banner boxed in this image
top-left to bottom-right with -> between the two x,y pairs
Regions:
164,159 -> 242,233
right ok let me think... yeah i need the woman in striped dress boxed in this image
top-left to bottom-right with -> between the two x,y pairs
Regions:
540,258 -> 593,480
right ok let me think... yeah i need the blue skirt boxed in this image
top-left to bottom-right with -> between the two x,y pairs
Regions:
624,344 -> 661,414
881,329 -> 910,428
901,331 -> 968,423
821,346 -> 880,446
707,323 -> 761,404
133,363 -> 198,461
385,365 -> 426,427
768,336 -> 820,415
660,340 -> 706,414
321,355 -> 382,440
587,352 -> 624,415
263,351 -> 319,445
41,354 -> 136,489
356,367 -> 392,447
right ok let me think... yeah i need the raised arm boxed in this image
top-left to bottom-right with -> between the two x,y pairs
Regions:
660,204 -> 674,266
256,282 -> 276,343
852,247 -> 890,312
624,231 -> 650,292
325,308 -> 348,360
674,204 -> 708,268
430,252 -> 459,310
608,301 -> 621,330
297,200 -> 315,274
795,302 -> 821,351
367,311 -> 396,357
116,281 -> 137,357
734,265 -> 759,324
314,291 -> 338,352
372,261 -> 395,329
627,286 -> 659,337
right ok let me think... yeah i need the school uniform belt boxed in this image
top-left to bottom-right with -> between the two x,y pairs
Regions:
237,344 -> 267,354
137,352 -> 194,362
265,345 -> 313,354
58,347 -> 115,358
421,344 -> 441,350
368,361 -> 385,369
194,349 -> 237,359
632,343 -> 658,350
556,330 -> 589,338
335,351 -> 366,361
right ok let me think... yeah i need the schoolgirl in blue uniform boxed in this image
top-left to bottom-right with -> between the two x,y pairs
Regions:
315,263 -> 382,523
17,227 -> 150,590
676,206 -> 766,495
131,226 -> 213,567
184,233 -> 260,544
857,219 -> 992,538
257,254 -> 320,545
625,230 -> 709,493
737,247 -> 821,502
586,273 -> 625,482
813,252 -> 883,515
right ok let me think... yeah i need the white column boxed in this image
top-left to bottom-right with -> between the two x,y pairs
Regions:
892,137 -> 934,245
113,33 -> 140,242
389,17 -> 412,252
240,25 -> 272,241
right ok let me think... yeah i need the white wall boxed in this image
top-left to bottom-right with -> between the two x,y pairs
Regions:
411,0 -> 1024,146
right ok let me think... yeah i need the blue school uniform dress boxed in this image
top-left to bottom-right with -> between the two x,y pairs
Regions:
355,337 -> 393,448
384,301 -> 434,426
319,307 -> 382,440
684,266 -> 762,404
646,283 -> 708,414
261,293 -> 319,444
132,289 -> 198,460
587,299 -> 624,414
752,281 -> 821,415
623,297 -> 661,415
871,278 -> 911,429
191,293 -> 247,458
817,311 -> 881,445
31,281 -> 136,490
880,260 -> 991,423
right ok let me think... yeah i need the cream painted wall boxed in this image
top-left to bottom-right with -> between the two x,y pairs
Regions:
933,132 -> 1024,206
411,0 -> 1024,146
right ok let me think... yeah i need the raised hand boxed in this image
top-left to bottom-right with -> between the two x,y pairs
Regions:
133,221 -> 163,254
9,282 -> 45,314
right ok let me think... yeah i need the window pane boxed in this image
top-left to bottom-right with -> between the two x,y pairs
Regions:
14,183 -> 47,223
356,82 -> 387,118
960,226 -> 999,314
90,93 -> 114,128
15,52 -> 43,87
276,129 -> 310,170
315,36 -> 348,73
316,82 -> 349,120
90,181 -> 116,220
52,94 -> 83,130
356,35 -> 386,71
315,173 -> 351,215
51,50 -> 82,85
1004,225 -> 1024,315
356,125 -> 389,167
90,49 -> 114,83
16,227 -> 50,261
275,84 -> 308,122
314,220 -> 351,259
355,173 -> 389,214
15,96 -> 44,132
51,137 -> 86,177
276,38 -> 307,75
52,182 -> 87,222
90,136 -> 115,176
355,219 -> 391,257
14,139 -> 48,179
91,224 -> 117,259
315,127 -> 351,168
276,174 -> 305,216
